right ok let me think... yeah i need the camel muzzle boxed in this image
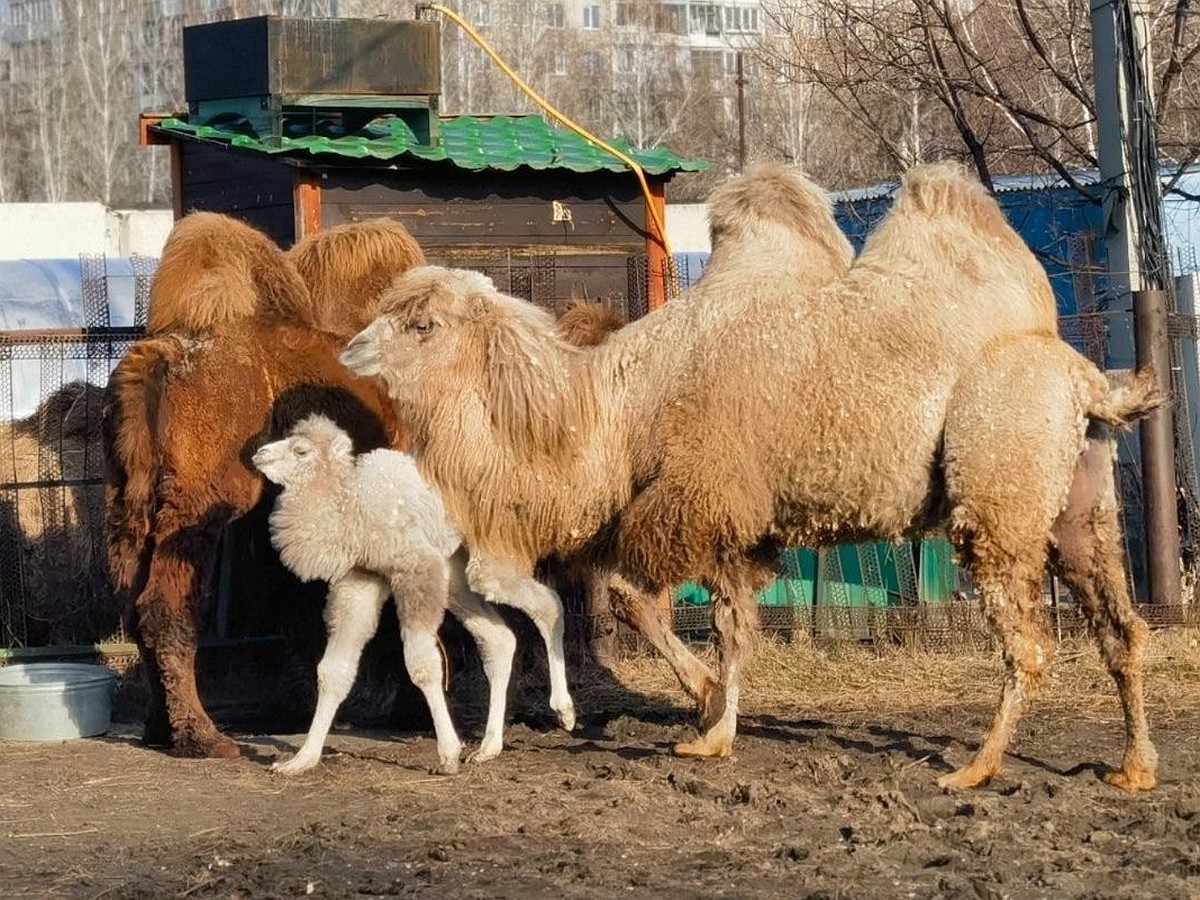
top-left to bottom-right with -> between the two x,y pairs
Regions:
340,329 -> 382,377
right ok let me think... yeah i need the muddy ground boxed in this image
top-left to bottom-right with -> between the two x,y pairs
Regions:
3,636 -> 1200,900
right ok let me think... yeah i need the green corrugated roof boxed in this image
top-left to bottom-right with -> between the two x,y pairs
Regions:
154,114 -> 707,176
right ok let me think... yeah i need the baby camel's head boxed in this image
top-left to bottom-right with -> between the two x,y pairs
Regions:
251,414 -> 353,488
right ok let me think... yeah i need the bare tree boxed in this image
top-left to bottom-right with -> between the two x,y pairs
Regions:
761,0 -> 1200,192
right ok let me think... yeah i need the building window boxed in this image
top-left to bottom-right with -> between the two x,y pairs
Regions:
546,2 -> 564,28
689,3 -> 720,36
583,52 -> 603,76
473,1 -> 491,26
724,5 -> 760,32
582,4 -> 601,29
616,46 -> 637,73
553,49 -> 568,75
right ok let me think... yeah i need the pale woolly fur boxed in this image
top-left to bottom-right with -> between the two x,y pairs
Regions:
253,413 -> 517,775
354,164 -> 854,571
255,414 -> 458,594
350,161 -> 1163,787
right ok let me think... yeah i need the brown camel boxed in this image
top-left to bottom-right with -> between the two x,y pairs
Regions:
103,214 -> 424,758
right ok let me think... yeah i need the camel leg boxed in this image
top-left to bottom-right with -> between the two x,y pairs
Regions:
608,572 -> 722,725
446,550 -> 516,764
1051,433 -> 1158,792
938,337 -> 1091,789
273,569 -> 390,775
394,556 -> 463,774
466,555 -> 576,732
673,573 -> 756,759
938,553 -> 1053,789
136,529 -> 237,759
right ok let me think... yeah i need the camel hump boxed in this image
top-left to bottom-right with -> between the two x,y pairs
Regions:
288,218 -> 427,338
147,212 -> 311,335
556,300 -> 626,348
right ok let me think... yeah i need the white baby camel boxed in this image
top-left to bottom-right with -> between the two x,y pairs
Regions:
252,413 -> 516,774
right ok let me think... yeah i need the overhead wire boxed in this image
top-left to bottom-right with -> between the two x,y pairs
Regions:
416,2 -> 680,298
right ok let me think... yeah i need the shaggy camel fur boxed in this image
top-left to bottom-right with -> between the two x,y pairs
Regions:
253,414 -> 516,774
104,213 -> 425,758
342,164 -> 854,737
345,163 -> 1161,792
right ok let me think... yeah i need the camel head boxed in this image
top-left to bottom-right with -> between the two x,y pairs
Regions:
342,265 -> 586,458
252,414 -> 353,488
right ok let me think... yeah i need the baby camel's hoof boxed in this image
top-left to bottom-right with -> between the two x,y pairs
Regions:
555,704 -> 577,733
271,755 -> 318,776
465,744 -> 502,765
431,759 -> 461,776
937,764 -> 995,791
673,737 -> 733,759
1104,765 -> 1157,793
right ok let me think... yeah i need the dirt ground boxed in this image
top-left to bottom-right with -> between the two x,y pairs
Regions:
3,633 -> 1200,900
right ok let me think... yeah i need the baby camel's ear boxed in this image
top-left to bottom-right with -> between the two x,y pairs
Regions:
330,429 -> 354,460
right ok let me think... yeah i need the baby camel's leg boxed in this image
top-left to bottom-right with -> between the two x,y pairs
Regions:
273,569 -> 389,775
1051,431 -> 1157,791
466,555 -> 576,732
446,549 -> 516,763
393,555 -> 462,774
674,568 -> 758,759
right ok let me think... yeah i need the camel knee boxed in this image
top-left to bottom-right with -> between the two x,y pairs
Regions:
316,655 -> 358,698
402,630 -> 444,690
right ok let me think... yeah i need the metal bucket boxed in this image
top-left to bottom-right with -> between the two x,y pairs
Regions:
0,663 -> 117,741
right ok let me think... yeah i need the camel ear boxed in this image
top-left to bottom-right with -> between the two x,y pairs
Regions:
330,429 -> 354,460
482,306 -> 574,459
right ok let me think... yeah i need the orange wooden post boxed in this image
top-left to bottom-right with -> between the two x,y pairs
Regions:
293,169 -> 323,241
645,179 -> 669,311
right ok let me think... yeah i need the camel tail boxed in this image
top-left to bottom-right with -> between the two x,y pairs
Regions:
1089,366 -> 1168,427
102,339 -> 175,602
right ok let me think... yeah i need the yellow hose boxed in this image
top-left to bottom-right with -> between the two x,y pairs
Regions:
420,2 -> 679,299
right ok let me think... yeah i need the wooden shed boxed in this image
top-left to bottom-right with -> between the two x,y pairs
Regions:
139,15 -> 705,318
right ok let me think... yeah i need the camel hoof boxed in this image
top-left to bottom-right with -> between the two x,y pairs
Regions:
673,737 -> 733,760
271,754 -> 318,776
431,759 -> 461,776
1104,765 -> 1157,793
937,764 -> 995,791
172,731 -> 241,760
555,703 -> 577,733
466,743 -> 502,765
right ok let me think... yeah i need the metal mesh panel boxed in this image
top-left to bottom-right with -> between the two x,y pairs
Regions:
0,329 -> 139,649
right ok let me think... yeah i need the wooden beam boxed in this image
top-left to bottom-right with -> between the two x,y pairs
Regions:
169,141 -> 184,221
294,169 -> 323,242
644,179 -> 669,311
138,113 -> 174,147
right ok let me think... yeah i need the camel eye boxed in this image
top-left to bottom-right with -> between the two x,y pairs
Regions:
293,444 -> 313,458
413,320 -> 434,335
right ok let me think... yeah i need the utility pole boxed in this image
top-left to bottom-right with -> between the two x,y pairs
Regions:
736,50 -> 747,172
1091,0 -> 1182,609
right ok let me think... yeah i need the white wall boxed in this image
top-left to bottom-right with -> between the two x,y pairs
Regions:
665,202 -> 711,253
0,204 -> 173,260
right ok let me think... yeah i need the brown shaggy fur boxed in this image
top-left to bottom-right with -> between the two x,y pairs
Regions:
105,214 -> 423,758
288,218 -> 427,338
147,212 -> 313,334
350,162 -> 1160,792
